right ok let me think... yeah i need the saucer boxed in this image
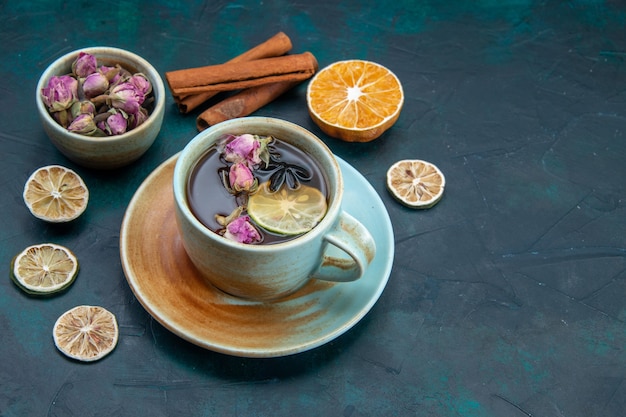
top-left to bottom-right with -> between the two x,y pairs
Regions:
120,154 -> 394,358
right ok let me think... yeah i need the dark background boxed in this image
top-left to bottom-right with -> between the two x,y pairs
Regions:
1,1 -> 625,416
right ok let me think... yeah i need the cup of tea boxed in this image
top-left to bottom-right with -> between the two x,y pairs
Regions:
172,117 -> 376,301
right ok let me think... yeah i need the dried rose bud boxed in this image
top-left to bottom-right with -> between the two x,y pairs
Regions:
82,72 -> 109,98
97,110 -> 128,136
223,215 -> 261,244
41,75 -> 78,112
52,109 -> 71,128
129,73 -> 152,96
70,100 -> 96,118
223,134 -> 262,167
128,107 -> 149,129
72,52 -> 97,78
108,82 -> 144,114
67,113 -> 99,136
229,162 -> 257,193
100,65 -> 122,84
215,206 -> 244,227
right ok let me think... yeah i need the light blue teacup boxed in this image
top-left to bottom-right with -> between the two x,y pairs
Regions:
173,117 -> 376,301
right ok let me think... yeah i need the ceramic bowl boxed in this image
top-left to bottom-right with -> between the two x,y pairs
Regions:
35,46 -> 165,169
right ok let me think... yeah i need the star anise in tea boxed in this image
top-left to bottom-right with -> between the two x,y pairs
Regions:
260,151 -> 312,191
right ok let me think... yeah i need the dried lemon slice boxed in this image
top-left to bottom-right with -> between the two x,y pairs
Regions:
53,305 -> 119,362
307,60 -> 404,142
386,159 -> 445,208
23,165 -> 89,222
10,243 -> 79,296
248,181 -> 328,236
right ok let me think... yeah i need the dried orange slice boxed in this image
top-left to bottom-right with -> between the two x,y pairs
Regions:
53,305 -> 119,362
10,243 -> 79,296
23,165 -> 89,222
386,159 -> 445,208
306,60 -> 404,142
248,181 -> 327,236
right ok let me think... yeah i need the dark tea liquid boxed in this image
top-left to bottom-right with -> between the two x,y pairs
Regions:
187,137 -> 329,244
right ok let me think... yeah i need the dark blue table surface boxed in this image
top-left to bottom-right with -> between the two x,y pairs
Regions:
1,1 -> 625,416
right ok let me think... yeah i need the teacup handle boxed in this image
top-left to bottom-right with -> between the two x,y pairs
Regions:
312,211 -> 376,283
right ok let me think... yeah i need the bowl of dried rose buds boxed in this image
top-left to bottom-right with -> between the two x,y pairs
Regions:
36,46 -> 165,169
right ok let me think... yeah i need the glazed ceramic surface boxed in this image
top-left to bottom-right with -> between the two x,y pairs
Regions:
36,46 -> 165,169
120,154 -> 394,357
172,117 -> 376,300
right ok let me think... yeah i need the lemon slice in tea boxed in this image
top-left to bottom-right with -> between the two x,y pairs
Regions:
23,165 -> 89,222
386,159 -> 445,208
248,182 -> 328,236
53,305 -> 119,362
11,243 -> 79,296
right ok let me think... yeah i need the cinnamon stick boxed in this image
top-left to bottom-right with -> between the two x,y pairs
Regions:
166,52 -> 318,96
174,32 -> 293,113
196,81 -> 300,131
175,94 -> 212,114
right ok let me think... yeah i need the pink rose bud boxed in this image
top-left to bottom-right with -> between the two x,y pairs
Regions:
128,107 -> 149,129
229,163 -> 257,192
129,73 -> 152,96
99,111 -> 128,136
41,75 -> 78,112
72,52 -> 97,78
70,100 -> 96,118
67,113 -> 98,136
82,72 -> 109,98
223,216 -> 261,244
100,65 -> 122,84
108,82 -> 144,114
224,134 -> 262,166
